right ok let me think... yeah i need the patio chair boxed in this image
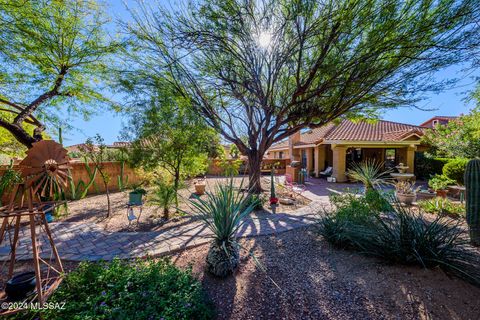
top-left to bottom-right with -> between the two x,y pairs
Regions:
284,173 -> 306,200
319,166 -> 333,178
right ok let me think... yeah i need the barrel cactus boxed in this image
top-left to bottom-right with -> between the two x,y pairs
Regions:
465,159 -> 480,246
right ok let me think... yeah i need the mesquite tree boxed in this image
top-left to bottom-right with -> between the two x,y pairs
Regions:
0,0 -> 118,148
122,0 -> 480,193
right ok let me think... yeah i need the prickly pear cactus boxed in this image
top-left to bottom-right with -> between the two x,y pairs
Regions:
465,159 -> 480,246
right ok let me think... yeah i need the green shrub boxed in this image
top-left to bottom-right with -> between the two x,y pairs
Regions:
415,156 -> 451,179
428,174 -> 456,190
319,200 -> 480,286
443,158 -> 469,185
14,259 -> 214,320
417,197 -> 465,218
149,181 -> 176,219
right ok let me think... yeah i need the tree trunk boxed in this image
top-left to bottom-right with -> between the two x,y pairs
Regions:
247,151 -> 263,194
174,169 -> 180,210
105,183 -> 111,218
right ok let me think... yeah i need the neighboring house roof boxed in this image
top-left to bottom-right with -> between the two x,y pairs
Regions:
419,116 -> 458,127
268,119 -> 425,151
269,140 -> 289,150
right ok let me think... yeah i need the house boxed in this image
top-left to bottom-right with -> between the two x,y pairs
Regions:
419,116 -> 458,128
266,119 -> 427,182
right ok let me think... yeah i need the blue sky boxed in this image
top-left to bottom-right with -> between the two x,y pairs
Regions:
62,0 -> 479,146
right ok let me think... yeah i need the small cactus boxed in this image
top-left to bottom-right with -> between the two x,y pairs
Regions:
465,159 -> 480,246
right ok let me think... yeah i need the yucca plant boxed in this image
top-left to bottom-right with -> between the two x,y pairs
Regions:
187,179 -> 258,277
319,196 -> 480,286
347,160 -> 393,191
149,182 -> 176,219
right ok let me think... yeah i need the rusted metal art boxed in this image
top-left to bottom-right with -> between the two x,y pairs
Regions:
0,140 -> 69,315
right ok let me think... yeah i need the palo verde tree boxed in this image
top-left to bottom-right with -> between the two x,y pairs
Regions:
123,0 -> 480,193
0,0 -> 118,148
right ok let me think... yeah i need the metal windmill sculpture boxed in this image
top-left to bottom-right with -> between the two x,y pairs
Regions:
0,140 -> 70,315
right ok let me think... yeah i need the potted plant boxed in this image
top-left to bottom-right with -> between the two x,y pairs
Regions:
194,177 -> 206,195
395,181 -> 418,205
428,174 -> 455,198
129,185 -> 147,205
269,168 -> 278,213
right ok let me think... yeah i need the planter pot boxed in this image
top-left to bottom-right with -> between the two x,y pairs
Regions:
396,192 -> 416,205
435,189 -> 448,198
129,192 -> 143,205
43,204 -> 54,222
416,192 -> 436,201
194,184 -> 206,195
5,272 -> 36,301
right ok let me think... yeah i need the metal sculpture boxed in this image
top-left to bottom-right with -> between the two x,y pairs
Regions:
0,140 -> 69,315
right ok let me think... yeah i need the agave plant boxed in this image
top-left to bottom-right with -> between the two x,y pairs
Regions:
347,160 -> 393,191
187,179 -> 258,277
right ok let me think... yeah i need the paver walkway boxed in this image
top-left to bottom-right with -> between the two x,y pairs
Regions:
0,200 -> 329,261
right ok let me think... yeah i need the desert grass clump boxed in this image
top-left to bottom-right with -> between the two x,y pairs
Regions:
319,195 -> 480,286
149,181 -> 176,219
187,179 -> 258,277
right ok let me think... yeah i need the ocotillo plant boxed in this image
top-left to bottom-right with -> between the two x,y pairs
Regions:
465,159 -> 480,246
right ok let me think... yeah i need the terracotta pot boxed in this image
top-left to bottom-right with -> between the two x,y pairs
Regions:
435,189 -> 448,198
194,183 -> 206,195
396,192 -> 416,205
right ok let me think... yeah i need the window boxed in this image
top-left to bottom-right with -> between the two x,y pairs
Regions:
278,151 -> 283,159
432,119 -> 439,127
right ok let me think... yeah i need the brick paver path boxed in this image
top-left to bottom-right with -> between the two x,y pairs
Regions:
0,200 -> 328,261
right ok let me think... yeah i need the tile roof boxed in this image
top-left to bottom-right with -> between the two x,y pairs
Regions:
267,119 -> 425,151
322,120 -> 424,142
269,140 -> 289,150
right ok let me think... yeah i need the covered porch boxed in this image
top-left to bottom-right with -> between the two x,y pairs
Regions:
292,142 -> 419,182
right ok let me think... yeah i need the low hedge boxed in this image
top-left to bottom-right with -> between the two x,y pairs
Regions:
442,158 -> 468,185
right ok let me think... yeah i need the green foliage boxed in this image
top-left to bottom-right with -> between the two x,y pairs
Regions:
219,158 -> 243,177
0,0 -> 119,146
149,181 -> 176,219
346,160 -> 392,191
187,179 -> 257,246
465,159 -> 480,246
0,162 -> 21,205
422,108 -> 480,158
126,82 -> 218,196
14,258 -> 213,320
319,197 -> 480,286
121,0 -> 480,193
414,155 -> 450,179
117,160 -> 129,191
442,158 -> 468,185
428,174 -> 456,191
417,198 -> 465,218
67,162 -> 98,200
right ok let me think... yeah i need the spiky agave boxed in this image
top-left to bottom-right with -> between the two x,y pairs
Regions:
347,159 -> 393,191
188,179 -> 258,277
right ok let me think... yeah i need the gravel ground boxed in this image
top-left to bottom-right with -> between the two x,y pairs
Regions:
61,176 -> 310,232
2,227 -> 479,319
171,226 -> 480,320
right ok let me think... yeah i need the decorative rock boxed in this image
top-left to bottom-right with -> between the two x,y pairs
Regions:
279,198 -> 294,205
